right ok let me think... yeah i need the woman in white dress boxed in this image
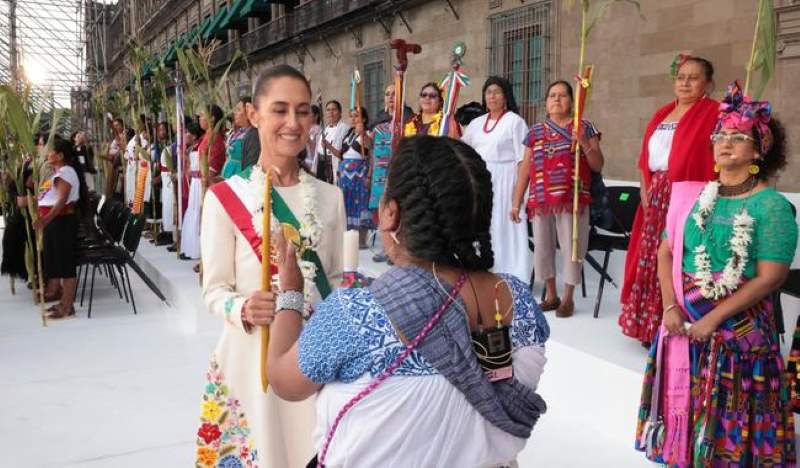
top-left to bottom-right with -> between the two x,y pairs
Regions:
195,65 -> 345,468
124,116 -> 149,207
267,136 -> 548,468
462,77 -> 532,283
179,122 -> 203,260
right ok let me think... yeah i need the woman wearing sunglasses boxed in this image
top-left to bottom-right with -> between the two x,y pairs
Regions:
404,82 -> 459,138
634,81 -> 796,466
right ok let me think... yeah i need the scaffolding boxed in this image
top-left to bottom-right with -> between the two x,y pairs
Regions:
0,0 -> 112,111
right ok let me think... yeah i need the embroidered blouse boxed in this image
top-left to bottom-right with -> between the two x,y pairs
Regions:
298,274 -> 549,384
523,119 -> 599,216
681,188 -> 798,277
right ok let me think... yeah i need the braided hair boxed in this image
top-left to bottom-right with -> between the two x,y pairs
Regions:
384,135 -> 494,271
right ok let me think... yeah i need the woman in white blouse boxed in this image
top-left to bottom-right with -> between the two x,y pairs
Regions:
33,136 -> 86,319
462,77 -> 532,283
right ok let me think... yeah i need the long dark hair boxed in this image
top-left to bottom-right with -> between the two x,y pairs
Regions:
384,135 -> 494,270
52,135 -> 89,214
481,76 -> 519,115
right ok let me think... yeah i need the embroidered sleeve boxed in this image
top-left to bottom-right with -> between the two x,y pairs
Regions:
200,191 -> 250,333
502,275 -> 550,348
523,123 -> 542,148
753,193 -> 798,265
298,289 -> 371,384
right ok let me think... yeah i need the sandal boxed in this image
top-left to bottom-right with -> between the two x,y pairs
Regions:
540,297 -> 561,312
46,304 -> 76,320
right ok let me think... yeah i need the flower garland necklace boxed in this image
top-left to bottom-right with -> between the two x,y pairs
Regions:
692,180 -> 755,300
249,166 -> 323,310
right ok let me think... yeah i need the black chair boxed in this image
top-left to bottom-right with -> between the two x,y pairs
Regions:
83,212 -> 146,317
586,186 -> 640,318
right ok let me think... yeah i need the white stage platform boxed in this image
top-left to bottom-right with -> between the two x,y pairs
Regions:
2,194 -> 798,466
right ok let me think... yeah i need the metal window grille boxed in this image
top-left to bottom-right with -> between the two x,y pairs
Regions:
356,46 -> 388,121
487,1 -> 555,125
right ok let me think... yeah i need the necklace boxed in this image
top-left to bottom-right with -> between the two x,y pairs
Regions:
717,176 -> 756,197
692,181 -> 755,300
482,110 -> 507,134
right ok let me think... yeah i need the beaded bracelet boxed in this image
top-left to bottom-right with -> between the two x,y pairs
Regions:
277,290 -> 304,315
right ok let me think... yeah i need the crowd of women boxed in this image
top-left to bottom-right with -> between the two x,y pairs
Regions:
188,52 -> 799,467
2,49 -> 798,467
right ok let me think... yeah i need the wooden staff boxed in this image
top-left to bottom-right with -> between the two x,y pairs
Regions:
260,167 -> 273,393
350,69 -> 366,158
389,39 -> 422,152
571,65 -> 593,262
571,5 -> 588,263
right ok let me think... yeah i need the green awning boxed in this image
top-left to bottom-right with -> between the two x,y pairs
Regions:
165,34 -> 187,64
203,5 -> 230,41
161,40 -> 176,64
239,0 -> 270,17
195,16 -> 214,45
218,0 -> 247,30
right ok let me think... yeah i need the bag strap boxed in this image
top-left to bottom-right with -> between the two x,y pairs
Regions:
317,272 -> 468,467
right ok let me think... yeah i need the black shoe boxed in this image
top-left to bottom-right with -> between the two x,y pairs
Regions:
179,253 -> 192,260
167,245 -> 177,252
155,232 -> 173,246
372,253 -> 388,263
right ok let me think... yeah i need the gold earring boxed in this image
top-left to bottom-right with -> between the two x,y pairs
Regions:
748,164 -> 760,175
713,163 -> 721,173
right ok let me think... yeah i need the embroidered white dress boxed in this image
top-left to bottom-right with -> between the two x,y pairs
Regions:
198,170 -> 345,468
124,133 -> 149,206
462,112 -> 533,283
180,149 -> 202,259
299,275 -> 549,467
160,145 -> 176,232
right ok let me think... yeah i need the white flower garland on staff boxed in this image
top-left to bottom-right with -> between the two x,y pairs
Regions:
692,181 -> 755,300
249,166 -> 323,311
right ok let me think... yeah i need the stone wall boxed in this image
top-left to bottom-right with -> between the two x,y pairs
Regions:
110,0 -> 799,190
249,0 -> 799,190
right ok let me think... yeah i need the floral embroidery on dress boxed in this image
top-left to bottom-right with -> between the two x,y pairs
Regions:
195,358 -> 259,468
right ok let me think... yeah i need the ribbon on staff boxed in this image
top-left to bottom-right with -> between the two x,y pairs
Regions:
438,42 -> 470,137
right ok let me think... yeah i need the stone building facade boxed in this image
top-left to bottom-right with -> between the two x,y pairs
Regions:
93,0 -> 800,190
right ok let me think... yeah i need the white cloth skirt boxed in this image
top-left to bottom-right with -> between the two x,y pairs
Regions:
314,346 -> 546,467
180,177 -> 202,259
161,176 -> 175,232
124,161 -> 136,205
487,160 -> 532,283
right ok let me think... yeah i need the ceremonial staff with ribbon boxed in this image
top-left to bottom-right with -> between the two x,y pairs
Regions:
438,42 -> 470,137
566,0 -> 641,261
389,39 -> 422,151
350,69 -> 367,159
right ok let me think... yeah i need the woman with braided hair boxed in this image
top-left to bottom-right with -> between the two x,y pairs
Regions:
267,135 -> 549,467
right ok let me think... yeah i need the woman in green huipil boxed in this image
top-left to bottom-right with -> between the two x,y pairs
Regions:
635,82 -> 797,466
222,96 -> 259,179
